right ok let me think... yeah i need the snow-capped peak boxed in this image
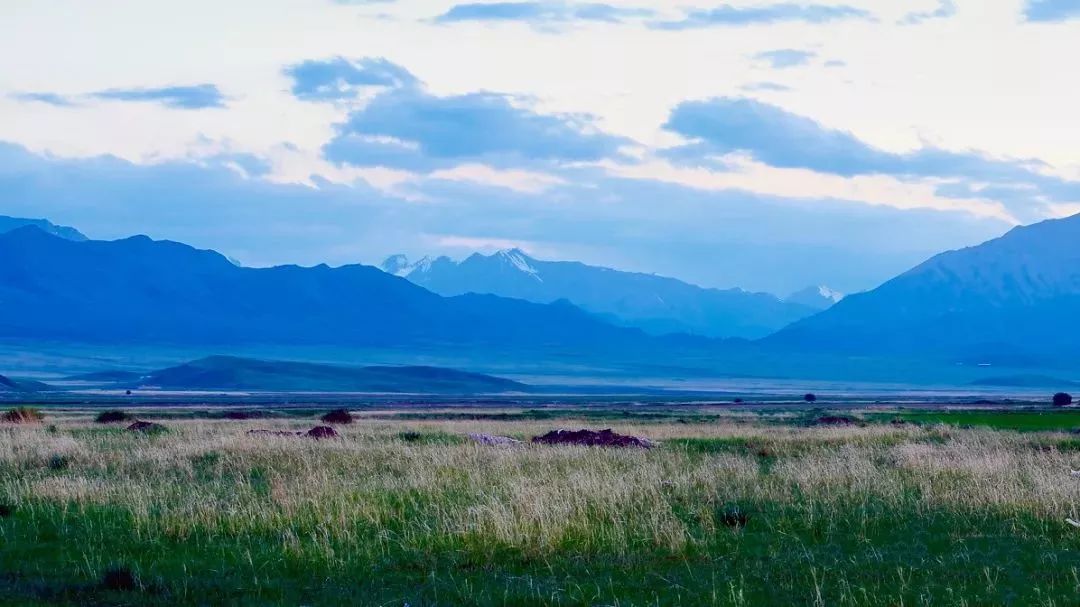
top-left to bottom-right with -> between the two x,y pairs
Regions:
411,256 -> 434,274
816,285 -> 844,303
495,249 -> 543,282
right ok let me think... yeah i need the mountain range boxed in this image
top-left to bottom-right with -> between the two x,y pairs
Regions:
0,226 -> 704,359
383,249 -> 836,339
769,213 -> 1080,360
4,210 -> 1080,382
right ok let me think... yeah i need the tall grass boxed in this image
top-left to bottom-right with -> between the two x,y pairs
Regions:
1,414 -> 1078,605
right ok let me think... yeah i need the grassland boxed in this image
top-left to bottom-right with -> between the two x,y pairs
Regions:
1,406 -> 1079,606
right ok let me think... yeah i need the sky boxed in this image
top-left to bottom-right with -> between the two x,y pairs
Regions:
1,0 -> 1078,294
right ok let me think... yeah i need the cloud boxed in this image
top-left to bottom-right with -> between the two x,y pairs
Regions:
0,141 -> 1010,294
316,62 -> 629,170
10,92 -> 77,107
741,82 -> 792,92
433,2 -> 654,25
90,84 -> 225,109
1024,0 -> 1080,21
753,49 -> 816,68
285,57 -> 419,101
651,3 -> 872,30
662,97 -> 1080,218
900,0 -> 956,24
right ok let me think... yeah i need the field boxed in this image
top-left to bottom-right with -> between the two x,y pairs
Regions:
2,405 -> 1080,606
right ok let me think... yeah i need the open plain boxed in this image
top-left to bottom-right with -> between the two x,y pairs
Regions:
2,403 -> 1079,606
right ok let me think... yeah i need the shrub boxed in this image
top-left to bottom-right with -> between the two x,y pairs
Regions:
2,407 -> 44,423
320,408 -> 354,424
0,504 -> 12,518
803,393 -> 817,403
1053,392 -> 1073,407
95,409 -> 132,423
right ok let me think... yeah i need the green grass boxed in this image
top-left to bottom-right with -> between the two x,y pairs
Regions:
2,411 -> 1079,605
2,498 -> 1075,606
878,409 -> 1080,431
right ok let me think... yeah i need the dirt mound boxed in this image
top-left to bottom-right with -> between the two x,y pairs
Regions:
125,421 -> 166,433
468,433 -> 522,446
813,415 -> 858,426
532,428 -> 654,448
320,409 -> 354,424
306,426 -> 339,439
2,407 -> 44,424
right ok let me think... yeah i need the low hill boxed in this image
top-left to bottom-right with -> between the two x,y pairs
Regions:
0,374 -> 50,392
139,356 -> 530,393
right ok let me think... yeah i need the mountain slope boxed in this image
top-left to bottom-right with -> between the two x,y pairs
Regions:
0,227 -> 694,356
0,374 -> 50,392
384,249 -> 816,339
767,214 -> 1080,357
0,215 -> 86,241
140,356 -> 529,392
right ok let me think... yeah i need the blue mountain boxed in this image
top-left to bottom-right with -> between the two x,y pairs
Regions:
0,215 -> 86,241
384,249 -> 817,339
0,227 -> 704,356
767,213 -> 1080,359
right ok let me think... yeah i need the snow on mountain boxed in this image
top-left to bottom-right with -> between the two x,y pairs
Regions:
786,285 -> 845,310
380,249 -> 818,339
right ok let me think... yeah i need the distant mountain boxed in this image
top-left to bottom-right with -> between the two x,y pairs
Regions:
0,215 -> 86,241
0,227 -> 705,359
0,374 -> 50,392
785,285 -> 844,311
138,356 -> 529,393
383,249 -> 816,339
767,213 -> 1080,358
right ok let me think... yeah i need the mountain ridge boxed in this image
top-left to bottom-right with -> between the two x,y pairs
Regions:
383,249 -> 820,339
0,226 -> 716,361
766,213 -> 1080,358
0,215 -> 86,241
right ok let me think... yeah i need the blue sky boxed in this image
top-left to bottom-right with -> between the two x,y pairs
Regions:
1,0 -> 1078,294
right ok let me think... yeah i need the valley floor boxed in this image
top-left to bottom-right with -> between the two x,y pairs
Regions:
1,405 -> 1079,605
